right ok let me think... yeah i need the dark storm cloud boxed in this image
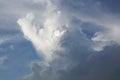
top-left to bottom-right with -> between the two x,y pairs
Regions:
55,45 -> 120,80
24,45 -> 120,80
87,45 -> 120,80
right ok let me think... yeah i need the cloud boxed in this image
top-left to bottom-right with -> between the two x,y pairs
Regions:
99,0 -> 120,14
0,36 -> 15,45
86,45 -> 120,80
0,34 -> 24,46
17,9 -> 66,62
0,56 -> 7,65
16,0 -> 120,80
0,37 -> 10,45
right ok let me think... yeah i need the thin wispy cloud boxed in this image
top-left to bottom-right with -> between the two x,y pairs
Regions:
0,56 -> 7,65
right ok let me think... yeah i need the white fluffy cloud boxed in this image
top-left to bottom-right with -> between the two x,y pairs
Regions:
17,0 -> 66,62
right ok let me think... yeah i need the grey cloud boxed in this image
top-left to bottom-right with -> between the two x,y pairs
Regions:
15,0 -> 120,80
46,45 -> 120,80
0,56 -> 7,65
98,0 -> 120,14
86,45 -> 120,80
28,45 -> 120,80
21,16 -> 94,80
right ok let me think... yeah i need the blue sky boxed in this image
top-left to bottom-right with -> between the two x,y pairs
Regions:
0,0 -> 120,80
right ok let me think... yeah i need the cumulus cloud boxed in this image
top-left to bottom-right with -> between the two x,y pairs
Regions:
17,3 -> 66,61
17,0 -> 120,80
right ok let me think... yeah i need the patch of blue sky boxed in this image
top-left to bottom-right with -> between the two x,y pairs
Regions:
0,38 -> 41,80
81,22 -> 103,39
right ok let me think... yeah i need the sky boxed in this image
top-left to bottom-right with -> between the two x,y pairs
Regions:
0,0 -> 120,80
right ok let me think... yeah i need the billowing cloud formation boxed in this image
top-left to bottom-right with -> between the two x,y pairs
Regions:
17,0 -> 120,80
17,0 -> 66,61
